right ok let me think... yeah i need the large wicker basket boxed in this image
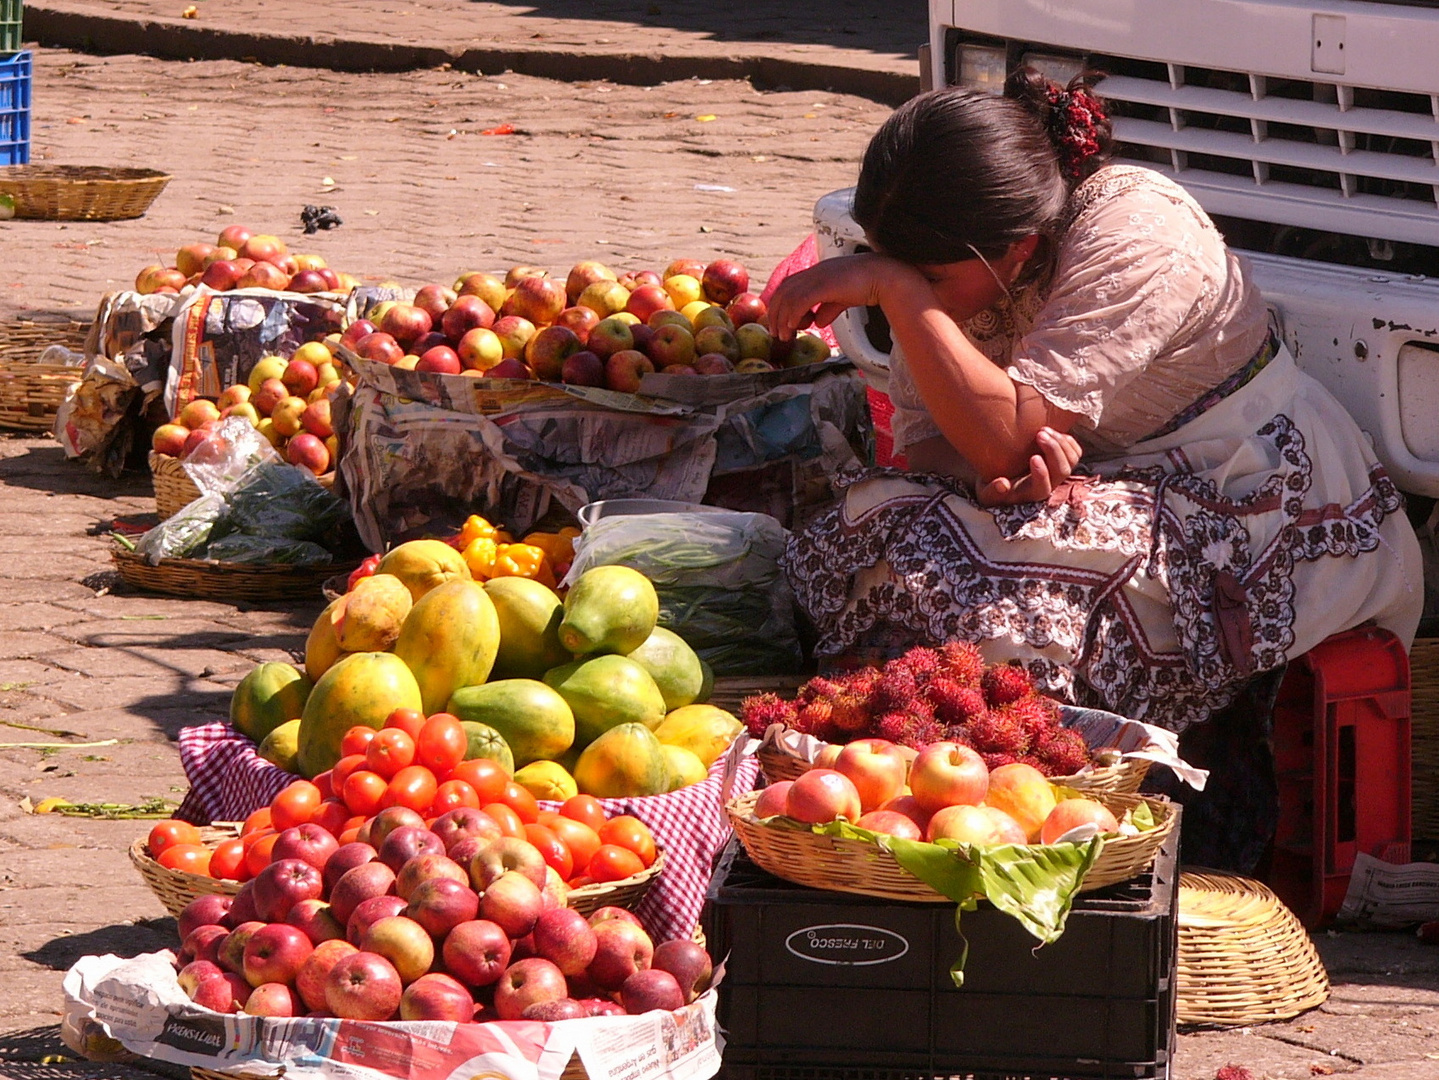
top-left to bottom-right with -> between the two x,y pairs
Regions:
0,165 -> 171,220
1176,869 -> 1329,1026
1410,636 -> 1439,839
0,358 -> 81,433
0,315 -> 91,358
725,788 -> 1176,901
112,546 -> 353,605
149,451 -> 202,519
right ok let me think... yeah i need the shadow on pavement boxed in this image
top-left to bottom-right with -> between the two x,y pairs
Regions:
0,441 -> 151,501
0,1024 -> 187,1080
22,921 -> 175,975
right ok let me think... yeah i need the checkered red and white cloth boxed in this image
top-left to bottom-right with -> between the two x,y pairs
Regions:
176,722 -> 761,943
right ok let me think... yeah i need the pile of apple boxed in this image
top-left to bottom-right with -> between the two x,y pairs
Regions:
151,343 -> 343,477
756,738 -> 1129,849
134,225 -> 359,297
160,795 -> 707,1023
342,258 -> 833,393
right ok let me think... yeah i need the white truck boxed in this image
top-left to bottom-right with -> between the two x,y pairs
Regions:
815,0 -> 1439,498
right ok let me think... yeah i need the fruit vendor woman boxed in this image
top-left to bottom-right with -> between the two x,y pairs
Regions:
768,71 -> 1422,736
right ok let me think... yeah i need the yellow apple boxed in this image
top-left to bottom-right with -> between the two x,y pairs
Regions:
247,355 -> 289,393
663,274 -> 704,309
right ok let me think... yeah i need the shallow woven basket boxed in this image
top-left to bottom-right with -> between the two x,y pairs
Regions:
149,451 -> 202,519
726,788 -> 1176,901
707,675 -> 807,714
0,316 -> 92,359
566,850 -> 664,917
1176,869 -> 1330,1026
0,165 -> 171,220
112,546 -> 352,605
128,827 -> 244,918
193,1057 -> 593,1080
756,728 -> 1151,796
0,359 -> 81,433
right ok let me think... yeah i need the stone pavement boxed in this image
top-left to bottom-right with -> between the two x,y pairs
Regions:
0,7 -> 1436,1079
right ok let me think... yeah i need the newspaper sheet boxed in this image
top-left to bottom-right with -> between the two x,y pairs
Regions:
1338,852 -> 1439,927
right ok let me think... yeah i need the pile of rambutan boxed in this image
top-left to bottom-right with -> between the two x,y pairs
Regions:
740,643 -> 1092,778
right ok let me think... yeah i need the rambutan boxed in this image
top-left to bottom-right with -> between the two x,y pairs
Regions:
965,708 -> 1029,755
996,695 -> 1062,747
871,706 -> 944,750
926,677 -> 988,727
872,665 -> 921,713
980,751 -> 1019,771
740,693 -> 797,737
798,675 -> 843,704
895,645 -> 942,685
1032,726 -> 1091,777
795,699 -> 835,735
937,640 -> 985,687
830,689 -> 873,733
1018,755 -> 1049,773
873,711 -> 913,744
981,662 -> 1034,707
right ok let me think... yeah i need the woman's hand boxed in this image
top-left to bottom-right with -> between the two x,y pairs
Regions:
974,427 -> 1084,506
767,253 -> 923,341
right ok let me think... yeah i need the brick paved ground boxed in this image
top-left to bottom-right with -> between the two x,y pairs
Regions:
0,23 -> 1437,1080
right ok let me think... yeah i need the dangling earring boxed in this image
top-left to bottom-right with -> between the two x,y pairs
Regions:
966,243 -> 1013,298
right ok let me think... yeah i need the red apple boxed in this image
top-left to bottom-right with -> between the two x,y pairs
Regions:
245,982 -> 297,1017
479,870 -> 544,938
926,803 -> 1012,845
505,265 -> 549,288
405,875 -> 479,938
561,350 -> 606,387
323,842 -> 378,893
493,957 -> 569,1021
486,358 -> 533,380
242,922 -> 314,988
252,858 -> 324,923
577,996 -> 627,1017
441,919 -> 512,987
301,399 -> 334,439
785,768 -> 862,824
176,243 -> 216,278
368,807 -> 427,850
395,852 -> 468,901
692,353 -> 735,376
554,305 -> 600,343
340,319 -> 377,348
239,234 -> 288,264
180,425 -> 218,459
879,793 -> 933,834
855,809 -> 924,840
199,260 -> 245,291
753,780 -> 793,819
565,261 -> 617,305
587,906 -> 643,929
182,925 -> 230,967
524,325 -> 582,382
360,915 -> 434,985
401,972 -> 474,1022
203,245 -> 239,268
417,345 -> 463,374
625,284 -> 674,324
492,315 -> 538,359
319,268 -> 342,290
586,317 -> 634,360
726,292 -> 768,327
620,968 -> 685,1015
191,970 -> 250,1013
224,884 -> 259,928
524,998 -> 588,1021
378,826 -> 446,873
347,894 -> 409,947
661,364 -> 698,376
285,899 -> 346,946
702,259 -> 749,306
296,939 -> 358,1013
604,350 -> 655,393
288,270 -> 330,294
531,907 -> 598,976
282,358 -> 319,397
178,894 -> 234,942
381,304 -> 433,348
541,866 -> 568,913
178,960 -> 223,997
216,224 -> 254,251
455,271 -> 508,308
271,823 -> 339,872
413,284 -> 458,324
442,294 -> 497,341
238,261 -> 291,291
648,323 -> 696,368
651,939 -> 712,1003
503,276 -> 567,327
431,807 -> 501,854
909,742 -> 989,813
251,377 -> 289,417
471,836 -> 548,890
325,950 -> 403,1021
413,331 -> 448,357
151,423 -> 190,457
587,919 -> 654,991
178,398 -> 221,429
1039,798 -> 1119,845
835,738 -> 909,813
328,861 -> 397,926
664,259 -> 706,281
286,432 -> 331,476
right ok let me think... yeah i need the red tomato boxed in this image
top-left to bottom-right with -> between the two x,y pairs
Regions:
384,765 -> 439,815
417,714 -> 467,776
383,708 -> 426,740
207,837 -> 247,881
481,802 -> 527,839
241,807 -> 272,836
367,728 -> 416,779
587,844 -> 645,883
312,770 -> 335,801
331,754 -> 368,792
431,779 -> 480,816
158,843 -> 212,875
339,725 -> 379,758
451,758 -> 509,804
342,770 -> 389,817
524,823 -> 574,880
309,798 -> 351,837
548,815 -> 601,875
270,780 -> 323,832
337,826 -> 362,845
559,795 -> 608,833
239,826 -> 274,853
147,819 -> 201,858
598,815 -> 657,867
499,781 -> 540,824
243,833 -> 280,877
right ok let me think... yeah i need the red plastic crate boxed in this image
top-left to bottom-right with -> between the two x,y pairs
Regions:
1269,626 -> 1411,926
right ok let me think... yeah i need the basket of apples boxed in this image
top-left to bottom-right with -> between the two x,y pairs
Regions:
743,643 -> 1155,797
134,225 -> 359,298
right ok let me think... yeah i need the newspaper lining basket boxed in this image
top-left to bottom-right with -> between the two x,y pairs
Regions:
128,827 -> 244,918
112,546 -> 354,604
725,788 -> 1176,901
0,164 -> 170,220
1176,868 -> 1329,1026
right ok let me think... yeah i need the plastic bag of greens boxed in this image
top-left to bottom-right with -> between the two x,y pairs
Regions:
181,416 -> 283,499
565,503 -> 802,675
133,493 -> 227,564
210,460 -> 349,542
202,535 -> 334,566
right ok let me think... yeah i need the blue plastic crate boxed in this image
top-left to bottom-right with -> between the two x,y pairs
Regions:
0,50 -> 30,165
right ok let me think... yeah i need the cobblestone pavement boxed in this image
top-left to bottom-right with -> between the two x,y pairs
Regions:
1,37 -> 1438,1080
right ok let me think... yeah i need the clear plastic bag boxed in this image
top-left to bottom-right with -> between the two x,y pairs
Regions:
213,461 -> 348,541
203,535 -> 334,566
133,493 -> 227,563
180,416 -> 283,499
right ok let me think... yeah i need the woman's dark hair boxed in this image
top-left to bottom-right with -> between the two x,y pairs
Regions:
852,69 -> 1112,266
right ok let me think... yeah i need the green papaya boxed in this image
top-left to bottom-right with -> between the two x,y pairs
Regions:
558,565 -> 658,656
625,626 -> 705,712
230,661 -> 313,744
484,577 -> 571,679
542,654 -> 667,748
447,679 -> 575,768
696,659 -> 715,705
298,652 -> 424,777
392,578 -> 501,715
573,723 -> 672,798
460,720 -> 516,773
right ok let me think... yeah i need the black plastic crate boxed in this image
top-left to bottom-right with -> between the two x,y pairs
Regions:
704,816 -> 1179,1080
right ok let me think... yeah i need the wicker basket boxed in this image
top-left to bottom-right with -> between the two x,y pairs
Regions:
1410,637 -> 1439,839
193,1056 -> 594,1080
128,828 -> 244,918
707,675 -> 807,714
112,546 -> 354,605
0,358 -> 81,433
565,850 -> 664,917
0,315 -> 91,359
0,165 -> 170,220
149,451 -> 202,519
725,788 -> 1176,901
1176,869 -> 1330,1026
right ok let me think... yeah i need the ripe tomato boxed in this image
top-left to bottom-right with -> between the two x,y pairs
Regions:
499,781 -> 540,824
587,844 -> 645,883
559,795 -> 608,833
547,815 -> 601,875
383,765 -> 439,815
481,802 -> 527,840
430,779 -> 480,816
450,758 -> 509,804
367,728 -> 417,779
597,815 -> 657,867
147,819 -> 201,858
241,807 -> 272,836
270,780 -> 322,832
158,843 -> 212,875
340,725 -> 379,757
337,825 -> 362,845
417,714 -> 467,776
309,798 -> 351,837
343,770 -> 389,817
207,837 -> 247,881
524,823 -> 574,880
383,708 -> 426,740
312,769 -> 335,801
239,826 -> 274,852
243,832 -> 281,877
331,754 -> 368,792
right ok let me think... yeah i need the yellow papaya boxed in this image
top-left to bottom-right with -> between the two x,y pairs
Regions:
660,744 -> 708,790
297,652 -> 424,777
392,579 -> 500,715
573,723 -> 671,798
334,573 -> 413,652
652,704 -> 743,768
377,539 -> 472,602
305,599 -> 349,682
230,661 -> 312,744
514,760 -> 579,802
484,576 -> 571,680
447,679 -> 575,768
258,719 -> 303,774
558,565 -> 658,656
